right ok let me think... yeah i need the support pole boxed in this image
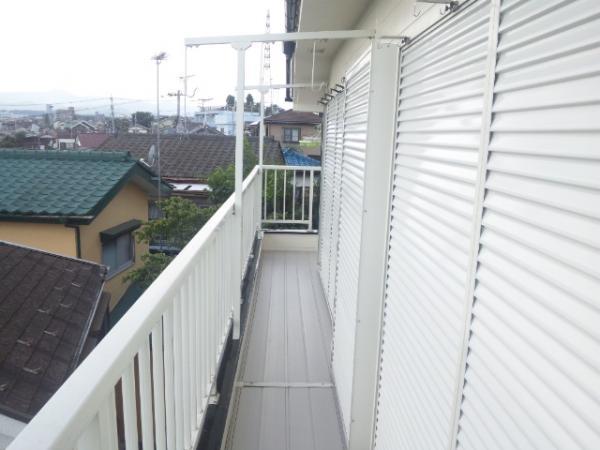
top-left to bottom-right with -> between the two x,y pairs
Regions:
232,42 -> 250,340
183,47 -> 188,133
259,90 -> 265,166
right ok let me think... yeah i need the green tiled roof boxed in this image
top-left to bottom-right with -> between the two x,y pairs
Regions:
0,149 -> 160,222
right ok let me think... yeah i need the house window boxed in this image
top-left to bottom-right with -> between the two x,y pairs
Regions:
283,127 -> 300,143
102,233 -> 135,278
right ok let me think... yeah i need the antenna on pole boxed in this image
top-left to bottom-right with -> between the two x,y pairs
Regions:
110,96 -> 116,134
263,10 -> 273,113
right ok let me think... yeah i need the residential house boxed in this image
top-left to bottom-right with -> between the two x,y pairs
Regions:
194,107 -> 260,135
95,134 -> 283,207
264,109 -> 321,158
0,241 -> 109,449
8,1 -> 600,450
0,150 -> 170,310
127,125 -> 149,134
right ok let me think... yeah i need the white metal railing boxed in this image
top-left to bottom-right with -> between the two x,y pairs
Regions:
261,164 -> 322,230
8,167 -> 262,450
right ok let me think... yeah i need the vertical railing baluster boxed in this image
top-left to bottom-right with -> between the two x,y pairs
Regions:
263,169 -> 267,222
122,363 -> 139,450
292,169 -> 296,220
188,273 -> 197,433
283,169 -> 287,220
173,294 -> 184,450
138,338 -> 154,450
151,322 -> 167,450
98,389 -> 118,450
181,283 -> 191,448
273,169 -> 277,220
301,170 -> 306,221
163,307 -> 176,450
193,264 -> 202,428
308,169 -> 315,231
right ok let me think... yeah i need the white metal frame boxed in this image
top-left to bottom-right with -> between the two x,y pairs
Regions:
348,43 -> 400,450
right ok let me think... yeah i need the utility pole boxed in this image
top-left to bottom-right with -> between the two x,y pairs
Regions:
152,52 -> 167,206
167,90 -> 182,127
110,96 -> 116,134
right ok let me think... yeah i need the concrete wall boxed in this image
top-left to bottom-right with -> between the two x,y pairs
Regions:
328,0 -> 452,85
0,222 -> 77,257
79,182 -> 149,310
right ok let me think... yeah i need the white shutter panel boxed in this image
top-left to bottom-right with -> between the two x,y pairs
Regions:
375,2 -> 492,449
331,50 -> 371,439
457,1 -> 600,448
319,94 -> 340,316
319,92 -> 345,317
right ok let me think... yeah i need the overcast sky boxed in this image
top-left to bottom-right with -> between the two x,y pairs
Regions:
0,0 -> 287,115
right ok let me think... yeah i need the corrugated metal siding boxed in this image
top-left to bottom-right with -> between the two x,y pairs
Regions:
331,51 -> 371,439
375,2 -> 492,449
319,93 -> 345,317
457,0 -> 600,448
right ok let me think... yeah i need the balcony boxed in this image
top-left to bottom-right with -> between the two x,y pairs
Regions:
7,164 -> 334,450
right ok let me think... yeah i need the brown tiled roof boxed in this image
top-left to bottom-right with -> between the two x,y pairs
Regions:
96,134 -> 283,180
264,109 -> 321,125
0,242 -> 106,421
77,133 -> 110,149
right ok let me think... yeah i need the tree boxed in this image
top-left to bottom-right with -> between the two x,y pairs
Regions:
245,94 -> 254,112
207,137 -> 258,205
226,95 -> 235,110
113,117 -> 131,133
135,196 -> 216,250
125,196 -> 217,288
131,111 -> 154,128
0,131 -> 27,148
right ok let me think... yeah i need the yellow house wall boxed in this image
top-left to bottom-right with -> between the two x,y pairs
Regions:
0,222 -> 77,257
79,182 -> 149,310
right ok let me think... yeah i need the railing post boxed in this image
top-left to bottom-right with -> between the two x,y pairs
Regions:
232,42 -> 250,340
308,169 -> 314,231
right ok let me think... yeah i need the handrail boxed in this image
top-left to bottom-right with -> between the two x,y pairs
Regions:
8,166 -> 262,450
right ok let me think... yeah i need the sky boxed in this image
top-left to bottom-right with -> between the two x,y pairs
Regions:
0,0 -> 287,115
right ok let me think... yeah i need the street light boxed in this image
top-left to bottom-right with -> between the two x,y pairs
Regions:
151,52 -> 167,206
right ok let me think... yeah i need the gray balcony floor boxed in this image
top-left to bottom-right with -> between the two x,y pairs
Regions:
223,250 -> 345,450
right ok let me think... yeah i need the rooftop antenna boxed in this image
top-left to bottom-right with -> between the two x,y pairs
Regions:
263,10 -> 273,113
197,97 -> 213,128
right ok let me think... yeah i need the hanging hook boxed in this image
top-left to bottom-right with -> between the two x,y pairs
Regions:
413,2 -> 423,17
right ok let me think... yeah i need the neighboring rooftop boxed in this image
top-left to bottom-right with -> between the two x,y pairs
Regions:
96,134 -> 283,180
264,109 -> 321,125
0,241 -> 107,421
0,150 -> 169,223
76,133 -> 110,149
282,148 -> 321,166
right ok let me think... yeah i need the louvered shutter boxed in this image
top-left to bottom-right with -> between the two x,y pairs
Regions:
457,0 -> 600,448
319,94 -> 341,316
375,2 -> 493,449
331,50 -> 371,439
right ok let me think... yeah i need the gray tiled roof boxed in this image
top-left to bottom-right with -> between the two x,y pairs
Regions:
0,242 -> 106,421
97,134 -> 283,180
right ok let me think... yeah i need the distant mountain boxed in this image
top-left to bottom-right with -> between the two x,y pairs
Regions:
0,90 -> 171,116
